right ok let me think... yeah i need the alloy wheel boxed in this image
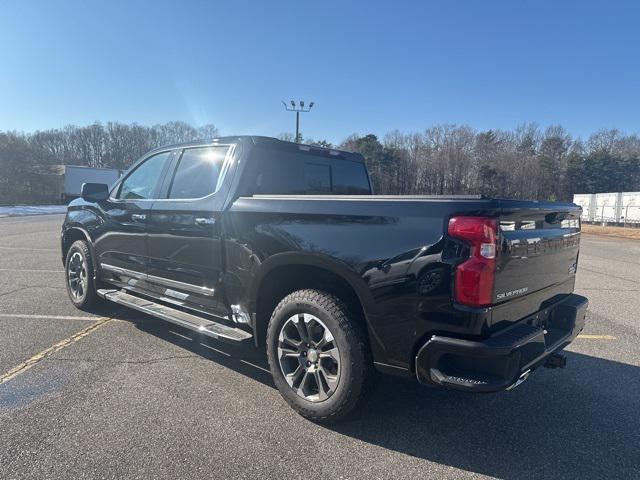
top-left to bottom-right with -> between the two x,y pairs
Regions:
277,313 -> 341,402
67,251 -> 87,300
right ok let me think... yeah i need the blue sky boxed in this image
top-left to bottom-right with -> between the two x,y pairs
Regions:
1,0 -> 639,143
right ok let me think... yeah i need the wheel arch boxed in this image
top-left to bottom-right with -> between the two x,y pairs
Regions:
250,253 -> 374,348
61,226 -> 93,266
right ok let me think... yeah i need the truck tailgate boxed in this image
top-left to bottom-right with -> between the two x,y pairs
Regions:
494,201 -> 581,305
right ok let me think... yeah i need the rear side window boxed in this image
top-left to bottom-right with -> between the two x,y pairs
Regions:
168,146 -> 229,199
117,151 -> 171,200
243,148 -> 370,195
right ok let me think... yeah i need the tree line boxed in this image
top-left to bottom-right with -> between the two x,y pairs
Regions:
0,121 -> 218,203
334,125 -> 640,200
1,120 -> 639,204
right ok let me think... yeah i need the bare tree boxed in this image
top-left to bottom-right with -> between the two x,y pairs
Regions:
2,120 -> 639,204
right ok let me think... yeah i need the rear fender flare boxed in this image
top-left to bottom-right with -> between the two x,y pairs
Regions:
247,252 -> 375,318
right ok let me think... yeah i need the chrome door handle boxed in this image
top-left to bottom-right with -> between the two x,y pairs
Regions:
131,213 -> 147,222
195,217 -> 216,226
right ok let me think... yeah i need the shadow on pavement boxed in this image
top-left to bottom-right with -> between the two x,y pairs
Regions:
333,351 -> 640,479
116,308 -> 275,387
116,308 -> 640,479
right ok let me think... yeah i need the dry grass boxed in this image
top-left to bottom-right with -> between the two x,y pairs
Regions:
581,223 -> 640,240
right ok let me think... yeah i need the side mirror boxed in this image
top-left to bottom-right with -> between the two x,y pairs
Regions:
81,183 -> 109,201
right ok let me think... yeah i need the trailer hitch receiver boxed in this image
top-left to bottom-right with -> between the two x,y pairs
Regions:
544,353 -> 567,369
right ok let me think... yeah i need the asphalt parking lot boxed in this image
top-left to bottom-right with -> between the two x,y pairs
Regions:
1,214 -> 639,479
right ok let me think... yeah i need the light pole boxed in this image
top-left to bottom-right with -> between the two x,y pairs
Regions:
282,100 -> 314,143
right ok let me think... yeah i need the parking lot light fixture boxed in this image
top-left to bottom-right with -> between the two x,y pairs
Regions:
282,99 -> 315,143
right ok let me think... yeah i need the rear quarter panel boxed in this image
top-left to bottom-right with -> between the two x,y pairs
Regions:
223,196 -> 497,370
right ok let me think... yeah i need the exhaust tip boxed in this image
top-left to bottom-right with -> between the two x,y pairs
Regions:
507,369 -> 531,390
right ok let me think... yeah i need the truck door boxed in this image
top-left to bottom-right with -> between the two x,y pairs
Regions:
145,145 -> 234,318
95,150 -> 174,285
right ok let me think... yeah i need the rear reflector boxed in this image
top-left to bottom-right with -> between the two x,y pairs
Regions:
448,216 -> 498,307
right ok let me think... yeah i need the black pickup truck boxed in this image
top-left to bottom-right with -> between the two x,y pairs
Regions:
62,136 -> 588,421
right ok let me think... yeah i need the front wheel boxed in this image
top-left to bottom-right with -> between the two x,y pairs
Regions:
266,289 -> 375,422
65,240 -> 99,311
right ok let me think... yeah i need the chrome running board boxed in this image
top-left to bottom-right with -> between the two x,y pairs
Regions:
97,289 -> 253,343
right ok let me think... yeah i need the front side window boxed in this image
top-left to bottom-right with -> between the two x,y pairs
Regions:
117,151 -> 171,200
168,146 -> 229,199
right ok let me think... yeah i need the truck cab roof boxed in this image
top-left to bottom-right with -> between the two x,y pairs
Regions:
145,136 -> 365,163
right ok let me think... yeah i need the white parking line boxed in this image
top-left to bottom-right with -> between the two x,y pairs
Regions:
0,313 -> 99,321
240,359 -> 270,373
200,343 -> 232,357
0,246 -> 59,252
168,330 -> 193,341
2,230 -> 58,238
0,268 -> 63,273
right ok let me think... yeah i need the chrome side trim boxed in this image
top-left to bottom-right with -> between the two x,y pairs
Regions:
374,361 -> 409,371
230,304 -> 252,325
100,263 -> 215,297
164,288 -> 189,300
147,272 -> 215,297
96,288 -> 252,342
101,263 -> 145,279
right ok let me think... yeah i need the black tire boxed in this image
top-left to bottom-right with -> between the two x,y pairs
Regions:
64,240 -> 100,311
266,289 -> 375,422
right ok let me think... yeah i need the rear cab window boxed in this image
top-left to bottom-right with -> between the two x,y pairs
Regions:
242,144 -> 371,196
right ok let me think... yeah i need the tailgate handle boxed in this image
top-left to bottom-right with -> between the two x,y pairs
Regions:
195,217 -> 216,226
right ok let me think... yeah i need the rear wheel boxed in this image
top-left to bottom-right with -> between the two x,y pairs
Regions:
65,240 -> 99,311
266,289 -> 374,422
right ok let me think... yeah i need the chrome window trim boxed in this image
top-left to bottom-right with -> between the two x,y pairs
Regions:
155,144 -> 235,202
107,142 -> 235,203
109,149 -> 176,202
101,263 -> 215,296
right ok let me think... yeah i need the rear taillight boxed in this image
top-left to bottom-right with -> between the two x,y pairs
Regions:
448,216 -> 498,307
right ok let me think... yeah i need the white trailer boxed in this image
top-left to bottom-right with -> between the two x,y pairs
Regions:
620,192 -> 640,224
572,194 -> 595,222
593,193 -> 619,223
63,166 -> 121,201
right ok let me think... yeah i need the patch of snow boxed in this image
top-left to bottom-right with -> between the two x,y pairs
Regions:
0,205 -> 68,218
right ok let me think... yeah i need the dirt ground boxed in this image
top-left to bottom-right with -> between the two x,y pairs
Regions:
582,223 -> 640,240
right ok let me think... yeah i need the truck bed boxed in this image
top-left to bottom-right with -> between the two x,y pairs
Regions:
227,193 -> 582,368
